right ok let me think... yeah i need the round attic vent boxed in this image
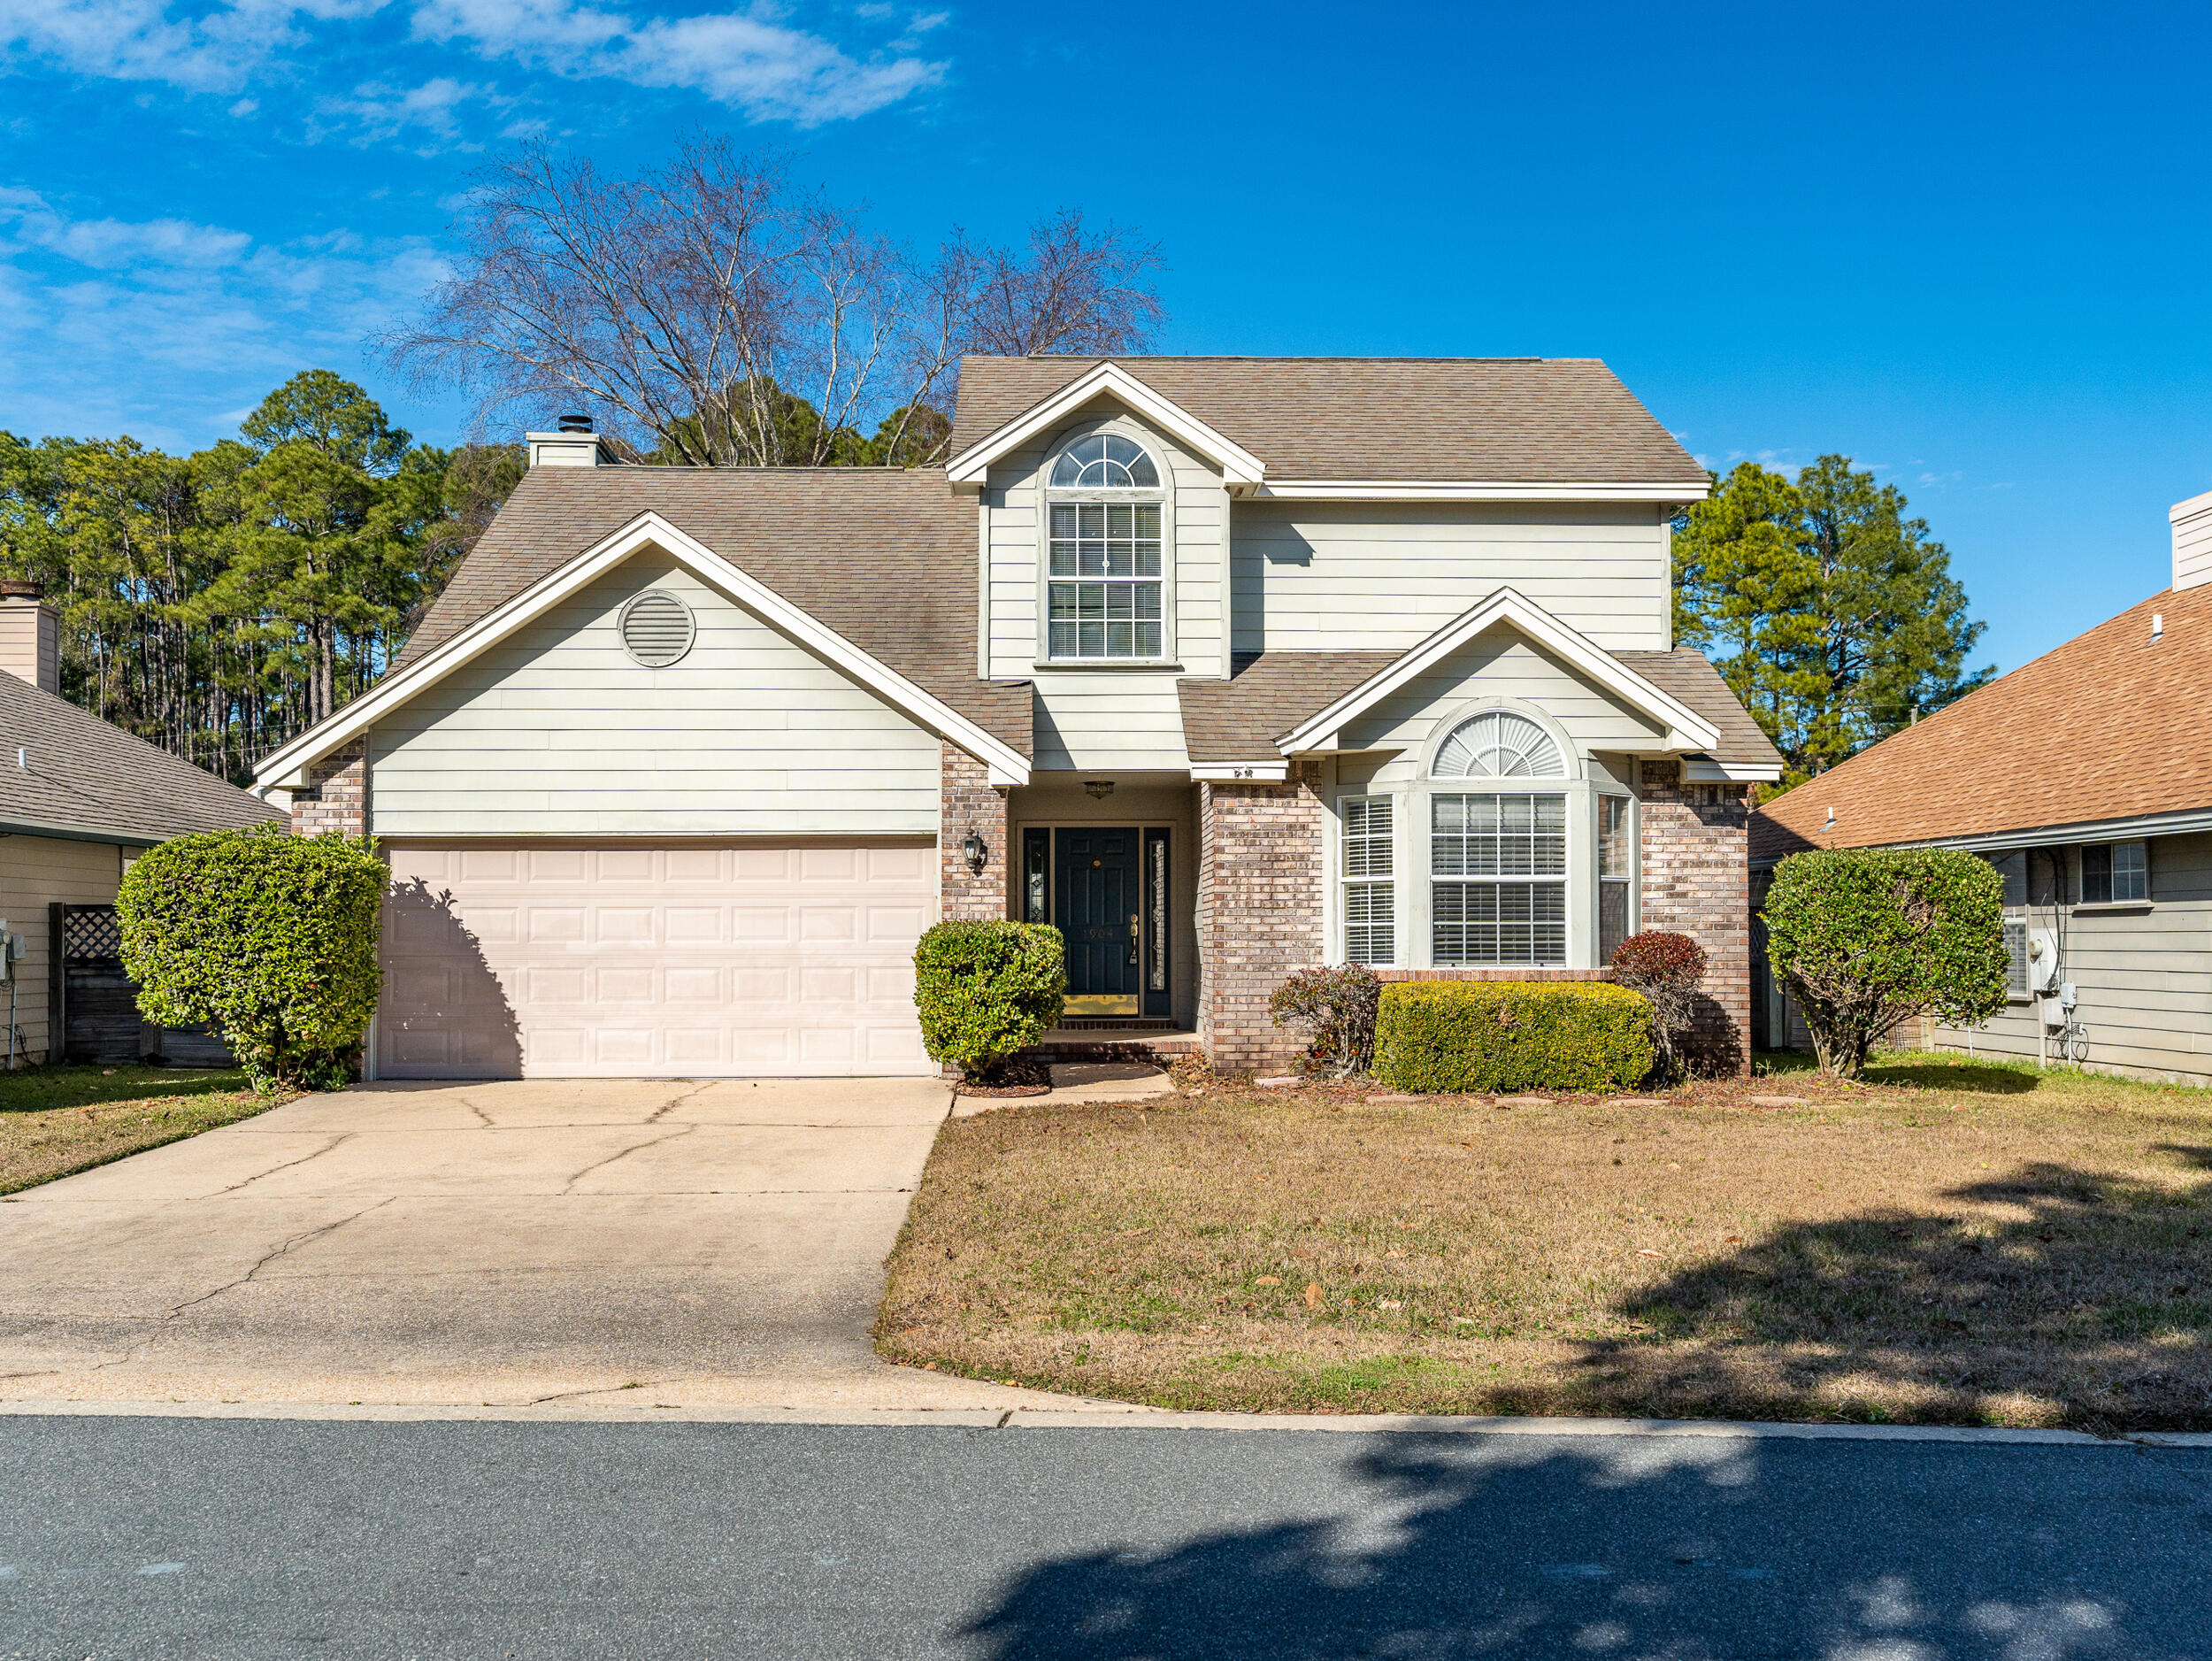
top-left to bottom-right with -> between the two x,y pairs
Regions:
618,590 -> 695,666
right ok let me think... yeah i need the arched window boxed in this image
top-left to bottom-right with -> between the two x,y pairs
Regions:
1432,711 -> 1565,779
1047,434 -> 1164,659
1049,434 -> 1160,488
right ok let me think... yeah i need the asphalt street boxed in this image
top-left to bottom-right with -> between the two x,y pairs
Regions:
1,1417 -> 2207,1659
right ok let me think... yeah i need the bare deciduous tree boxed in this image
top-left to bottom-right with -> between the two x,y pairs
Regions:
388,136 -> 1167,468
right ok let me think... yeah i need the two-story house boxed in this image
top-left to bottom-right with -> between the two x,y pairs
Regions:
251,357 -> 1781,1080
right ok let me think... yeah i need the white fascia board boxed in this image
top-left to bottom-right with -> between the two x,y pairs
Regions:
251,512 -> 1033,788
1682,757 -> 1784,783
1253,480 -> 1712,504
1190,761 -> 1290,781
944,362 -> 1267,488
2171,488 -> 2212,523
1878,806 -> 2212,856
1274,587 -> 1724,757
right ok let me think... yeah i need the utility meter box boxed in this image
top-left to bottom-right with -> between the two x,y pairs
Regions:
2025,926 -> 2061,992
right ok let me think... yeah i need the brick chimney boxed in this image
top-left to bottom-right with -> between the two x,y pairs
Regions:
0,581 -> 58,694
2173,488 -> 2212,592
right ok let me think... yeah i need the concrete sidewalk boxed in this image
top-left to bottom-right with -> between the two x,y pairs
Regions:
0,1078 -> 1101,1414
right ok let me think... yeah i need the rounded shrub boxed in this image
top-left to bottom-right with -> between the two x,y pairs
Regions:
1763,845 -> 2008,1079
1372,980 -> 1655,1095
118,825 -> 386,1093
912,920 -> 1066,1080
1609,931 -> 1708,1080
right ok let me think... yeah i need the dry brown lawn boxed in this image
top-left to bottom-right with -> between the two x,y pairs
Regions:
877,1053 -> 2212,1429
0,1065 -> 276,1196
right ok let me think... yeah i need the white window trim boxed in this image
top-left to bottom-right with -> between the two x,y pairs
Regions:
1033,419 -> 1179,668
1339,792 -> 1397,967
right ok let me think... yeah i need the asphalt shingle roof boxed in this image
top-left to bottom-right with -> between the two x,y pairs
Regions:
395,465 -> 1033,756
0,672 -> 284,843
1751,583 -> 2212,864
1178,648 -> 1782,768
949,357 -> 1709,486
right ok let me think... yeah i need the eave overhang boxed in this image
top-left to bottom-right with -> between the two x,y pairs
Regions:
944,362 -> 1268,492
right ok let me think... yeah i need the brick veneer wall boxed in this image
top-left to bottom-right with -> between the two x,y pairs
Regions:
288,737 -> 368,837
1639,759 -> 1752,1074
939,742 -> 1009,921
1196,763 -> 1325,1073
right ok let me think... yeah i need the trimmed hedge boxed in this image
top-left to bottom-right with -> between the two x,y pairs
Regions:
1372,980 -> 1655,1094
118,824 -> 386,1092
912,920 -> 1066,1078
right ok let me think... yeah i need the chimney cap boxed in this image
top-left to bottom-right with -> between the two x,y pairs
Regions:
557,412 -> 593,434
0,580 -> 41,599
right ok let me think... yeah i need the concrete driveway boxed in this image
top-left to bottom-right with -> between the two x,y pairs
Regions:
0,1079 -> 1070,1412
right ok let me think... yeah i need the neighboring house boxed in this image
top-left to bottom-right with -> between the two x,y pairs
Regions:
250,358 -> 1781,1080
1751,488 -> 2212,1083
0,581 -> 286,1065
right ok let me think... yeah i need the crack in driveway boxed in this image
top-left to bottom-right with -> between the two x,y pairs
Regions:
559,1124 -> 697,1195
217,1134 -> 356,1196
644,1081 -> 716,1125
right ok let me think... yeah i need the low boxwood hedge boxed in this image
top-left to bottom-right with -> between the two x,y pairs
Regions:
1371,980 -> 1655,1094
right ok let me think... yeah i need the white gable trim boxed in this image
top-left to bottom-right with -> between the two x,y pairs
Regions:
251,512 -> 1033,789
1273,587 -> 1724,757
944,362 -> 1268,489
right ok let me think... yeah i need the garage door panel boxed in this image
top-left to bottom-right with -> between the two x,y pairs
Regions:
380,840 -> 934,1080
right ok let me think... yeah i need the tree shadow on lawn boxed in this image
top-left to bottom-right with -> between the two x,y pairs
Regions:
1755,1050 -> 2040,1094
964,1431 -> 2183,1660
1556,1146 -> 2212,1431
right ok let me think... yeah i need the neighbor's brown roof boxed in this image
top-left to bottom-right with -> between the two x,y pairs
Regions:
1178,648 -> 1783,767
0,672 -> 283,843
1751,583 -> 2212,864
396,466 -> 1033,755
949,357 -> 1709,486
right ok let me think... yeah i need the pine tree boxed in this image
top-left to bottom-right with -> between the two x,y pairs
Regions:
1674,457 -> 1991,791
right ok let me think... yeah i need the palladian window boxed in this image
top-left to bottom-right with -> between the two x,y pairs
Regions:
1047,434 -> 1164,660
1429,711 -> 1570,966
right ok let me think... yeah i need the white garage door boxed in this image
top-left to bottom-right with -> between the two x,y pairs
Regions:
377,842 -> 934,1079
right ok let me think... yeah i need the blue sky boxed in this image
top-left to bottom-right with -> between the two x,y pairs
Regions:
2,0 -> 2208,674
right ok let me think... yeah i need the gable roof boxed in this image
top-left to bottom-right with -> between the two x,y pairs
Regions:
388,465 -> 1030,757
1180,646 -> 1780,771
949,357 -> 1709,488
1271,588 -> 1725,758
0,672 -> 283,844
1750,582 -> 2212,864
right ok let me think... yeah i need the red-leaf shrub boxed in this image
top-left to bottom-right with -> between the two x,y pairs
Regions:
1609,931 -> 1707,1081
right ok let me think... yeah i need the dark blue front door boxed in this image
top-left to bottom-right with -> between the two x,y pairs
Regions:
1056,827 -> 1140,1013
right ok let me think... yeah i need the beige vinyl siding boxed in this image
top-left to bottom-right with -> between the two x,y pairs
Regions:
983,407 -> 1229,770
0,833 -> 125,1065
1912,833 -> 2212,1084
1231,502 -> 1672,655
1029,673 -> 1192,773
1343,627 -> 1666,777
370,555 -> 941,837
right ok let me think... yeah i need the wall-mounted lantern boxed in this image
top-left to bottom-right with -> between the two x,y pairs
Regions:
962,832 -> 988,874
1084,780 -> 1115,799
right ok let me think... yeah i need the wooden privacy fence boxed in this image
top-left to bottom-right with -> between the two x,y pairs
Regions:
48,904 -> 234,1067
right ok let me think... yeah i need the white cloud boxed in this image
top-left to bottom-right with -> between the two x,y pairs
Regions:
319,74 -> 503,145
0,0 -> 390,94
0,186 -> 443,439
411,0 -> 946,124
